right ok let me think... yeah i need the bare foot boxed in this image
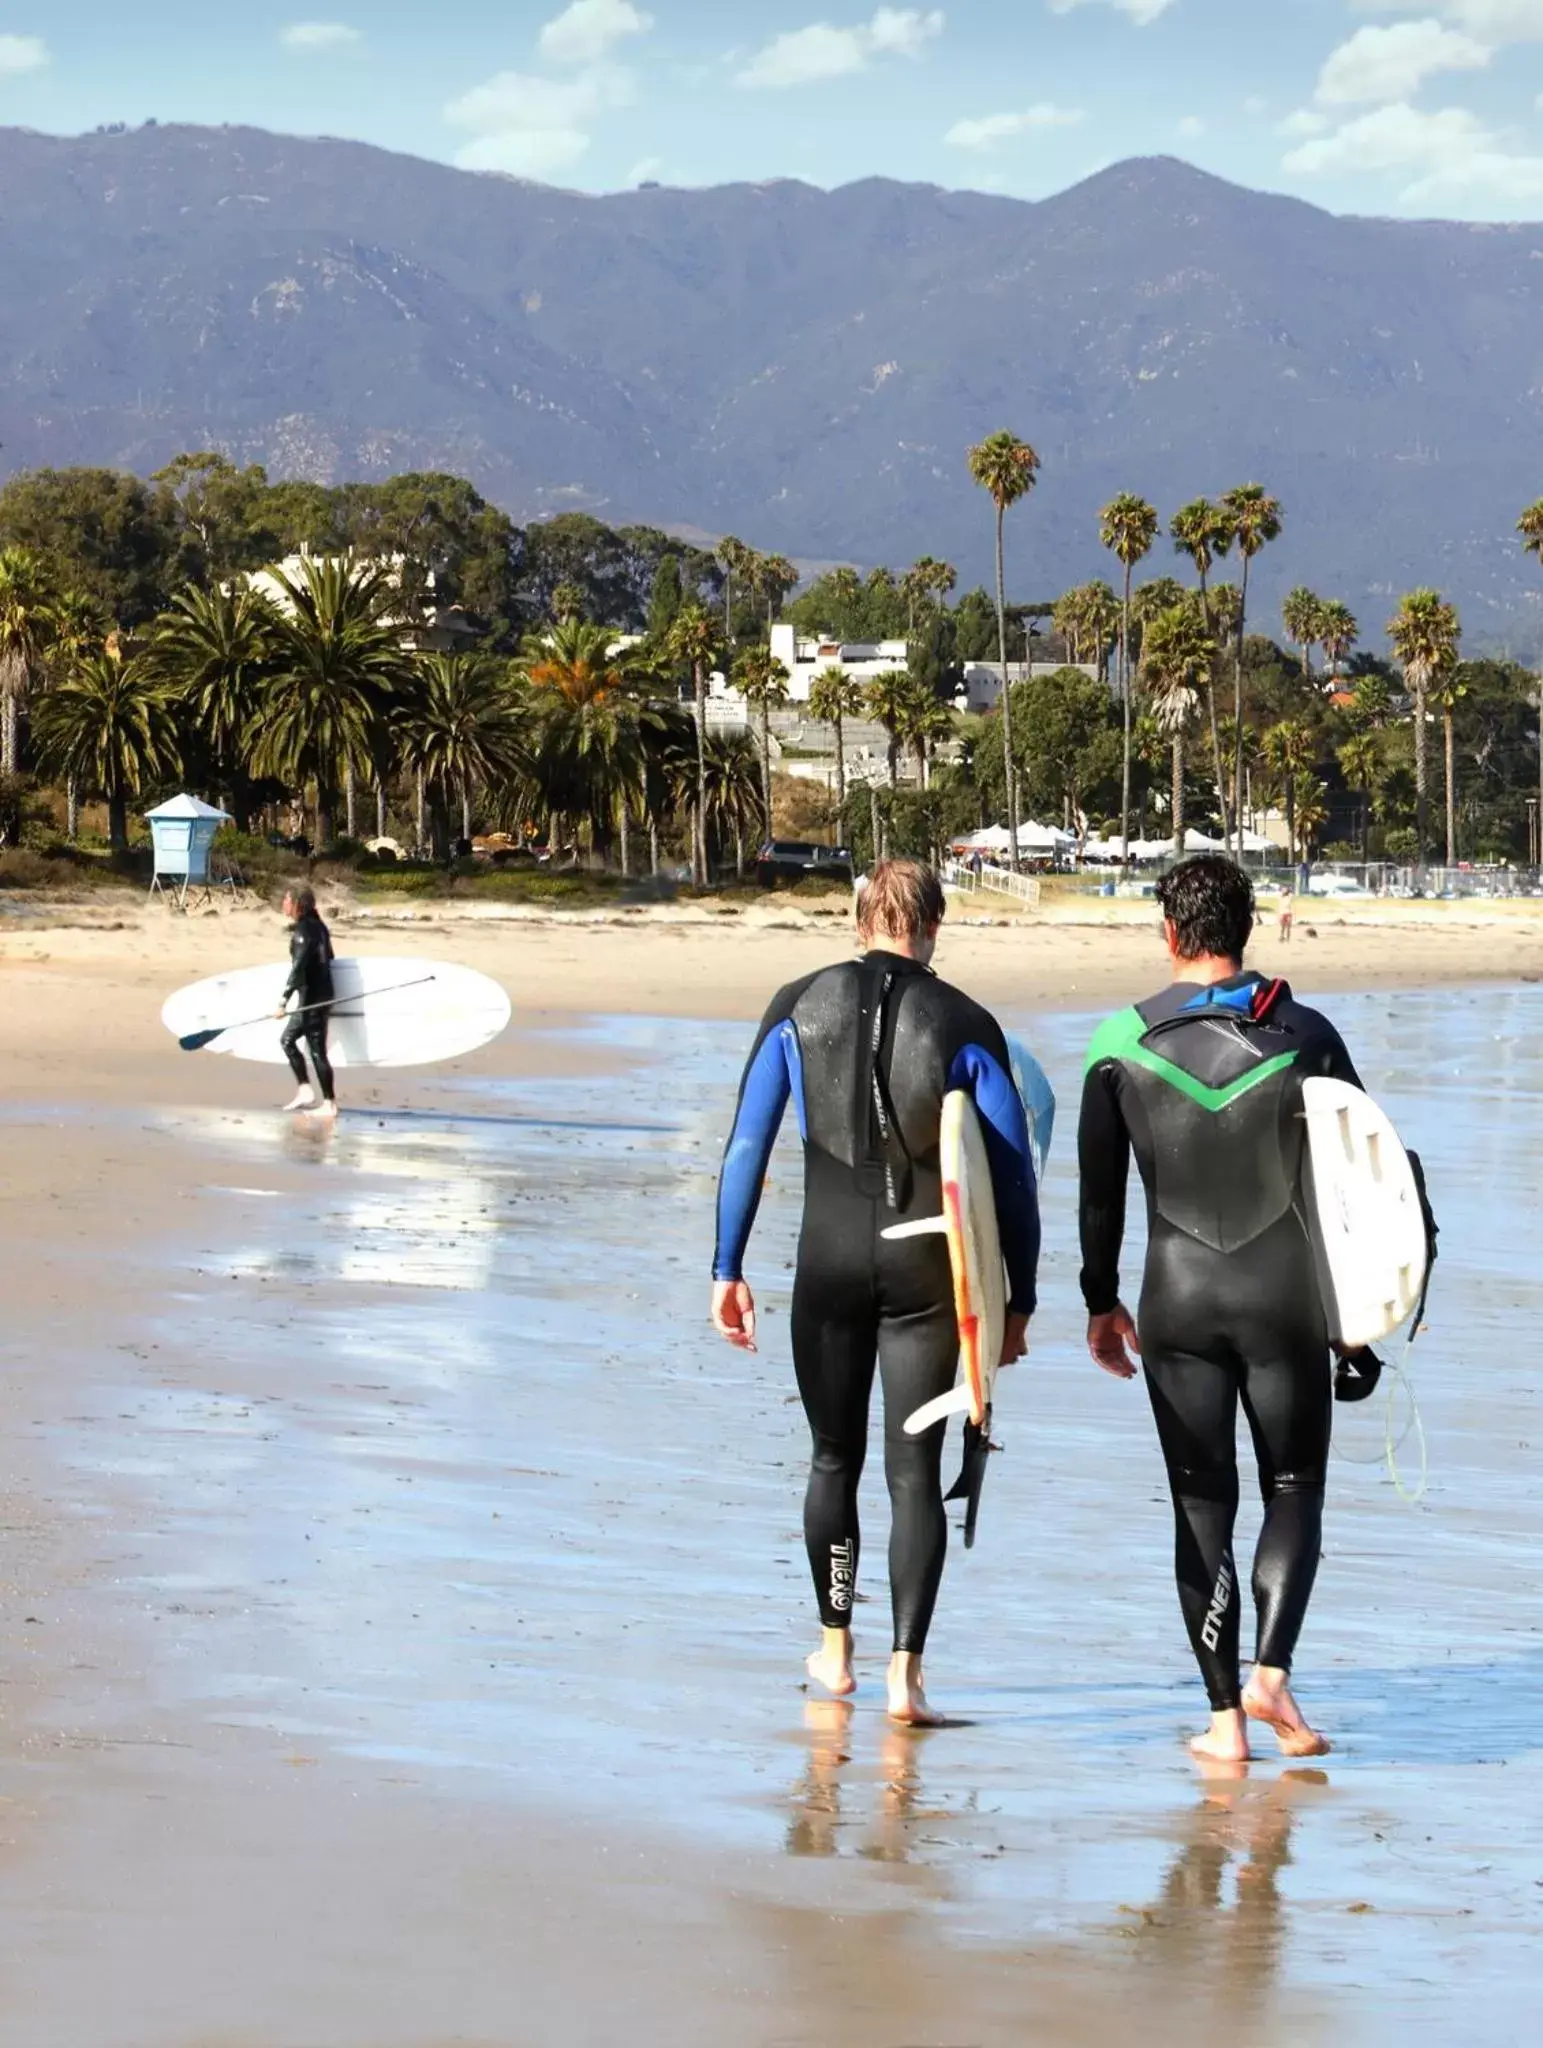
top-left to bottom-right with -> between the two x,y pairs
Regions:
281,1089 -> 314,1113
307,1099 -> 339,1123
886,1652 -> 949,1727
805,1627 -> 856,1698
1189,1707 -> 1252,1766
1243,1668 -> 1331,1757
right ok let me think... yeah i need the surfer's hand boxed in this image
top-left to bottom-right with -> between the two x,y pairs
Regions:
1088,1306 -> 1140,1381
1000,1313 -> 1029,1367
712,1280 -> 758,1352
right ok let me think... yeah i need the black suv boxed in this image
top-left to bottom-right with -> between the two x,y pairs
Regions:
755,840 -> 855,888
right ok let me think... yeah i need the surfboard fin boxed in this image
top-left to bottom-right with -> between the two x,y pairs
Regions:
880,1214 -> 948,1242
944,1409 -> 997,1550
903,1385 -> 974,1436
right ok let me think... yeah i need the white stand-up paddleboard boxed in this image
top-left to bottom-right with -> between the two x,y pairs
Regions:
162,957 -> 511,1070
1302,1077 -> 1428,1347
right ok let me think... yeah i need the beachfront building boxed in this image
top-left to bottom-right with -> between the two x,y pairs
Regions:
710,625 -> 1097,714
244,547 -> 478,655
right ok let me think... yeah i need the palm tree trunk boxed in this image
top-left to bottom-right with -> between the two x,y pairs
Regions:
1444,707 -> 1456,869
694,664 -> 709,886
1205,672 -> 1226,841
649,818 -> 660,877
735,822 -> 744,878
1171,737 -> 1184,860
66,775 -> 79,840
1119,564 -> 1133,867
108,788 -> 127,853
619,800 -> 631,879
724,570 -> 733,643
416,771 -> 428,856
869,785 -> 881,867
834,715 -> 846,825
375,781 -> 387,839
1361,788 -> 1371,865
345,763 -> 358,840
1286,784 -> 1297,867
994,505 -> 1020,871
1232,557 -> 1252,857
1,689 -> 16,777
316,787 -> 334,850
1413,680 -> 1429,866
888,740 -> 898,793
760,705 -> 772,831
460,782 -> 472,843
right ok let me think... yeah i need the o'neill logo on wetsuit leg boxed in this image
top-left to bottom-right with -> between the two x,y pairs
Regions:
830,1540 -> 856,1615
1201,1558 -> 1234,1653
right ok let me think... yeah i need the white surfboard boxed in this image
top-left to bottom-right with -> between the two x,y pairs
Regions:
162,957 -> 511,1070
1302,1077 -> 1428,1348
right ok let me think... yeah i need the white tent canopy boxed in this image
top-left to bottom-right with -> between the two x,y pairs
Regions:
955,821 -> 1075,854
145,793 -> 233,823
1081,828 -> 1275,863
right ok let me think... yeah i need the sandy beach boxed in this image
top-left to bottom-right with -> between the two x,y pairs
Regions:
0,896 -> 1541,2044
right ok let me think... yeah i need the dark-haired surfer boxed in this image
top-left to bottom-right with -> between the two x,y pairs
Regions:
275,885 -> 338,1120
710,858 -> 1040,1726
1078,855 -> 1365,1763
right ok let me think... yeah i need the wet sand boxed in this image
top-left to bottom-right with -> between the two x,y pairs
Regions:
0,915 -> 1540,2042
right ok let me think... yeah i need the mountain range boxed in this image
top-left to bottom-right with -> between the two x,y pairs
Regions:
3,122 -> 1543,647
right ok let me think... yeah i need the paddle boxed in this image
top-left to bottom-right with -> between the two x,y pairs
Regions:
178,974 -> 438,1052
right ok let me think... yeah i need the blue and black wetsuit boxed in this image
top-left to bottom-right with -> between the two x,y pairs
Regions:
280,909 -> 336,1101
715,950 -> 1040,1654
1078,972 -> 1361,1710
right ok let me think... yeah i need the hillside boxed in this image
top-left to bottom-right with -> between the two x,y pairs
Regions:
3,124 -> 1542,643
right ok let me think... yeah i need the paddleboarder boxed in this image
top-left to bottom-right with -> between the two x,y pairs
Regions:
1078,855 -> 1365,1763
711,858 -> 1040,1727
275,885 -> 338,1119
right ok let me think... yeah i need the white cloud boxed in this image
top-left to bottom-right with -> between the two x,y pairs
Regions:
1278,107 -> 1329,138
539,0 -> 653,67
1177,113 -> 1205,137
446,66 -> 634,177
1285,99 -> 1543,207
1316,22 -> 1489,106
944,103 -> 1084,149
735,8 -> 944,89
1353,0 -> 1543,39
1046,0 -> 1177,24
1242,95 -> 1269,116
280,22 -> 361,50
0,33 -> 46,75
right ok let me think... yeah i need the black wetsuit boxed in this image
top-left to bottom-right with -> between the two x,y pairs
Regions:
280,909 -> 336,1101
715,951 -> 1041,1653
1078,972 -> 1361,1710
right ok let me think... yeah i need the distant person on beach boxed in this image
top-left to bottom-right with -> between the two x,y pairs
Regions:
1077,856 -> 1367,1764
1277,883 -> 1294,943
275,885 -> 338,1120
711,859 -> 1040,1726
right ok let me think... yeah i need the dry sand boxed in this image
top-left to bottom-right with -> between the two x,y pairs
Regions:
0,893 -> 1539,2044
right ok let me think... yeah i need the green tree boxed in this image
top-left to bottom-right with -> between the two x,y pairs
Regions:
808,663 -> 865,827
1170,499 -> 1234,836
702,729 -> 763,876
0,467 -> 175,627
1262,720 -> 1317,865
647,553 -> 683,641
251,556 -> 413,848
0,546 -> 55,777
148,583 -> 277,827
1318,600 -> 1359,682
664,602 -> 718,886
717,536 -> 754,644
1100,493 -> 1159,859
1142,604 -> 1215,857
755,553 -> 800,634
32,649 -> 180,850
968,430 -> 1041,868
866,669 -> 914,790
1282,586 -> 1323,684
519,621 -> 649,870
1338,728 -> 1381,862
399,653 -> 530,856
1221,484 -> 1284,853
1387,589 -> 1460,863
733,643 -> 791,828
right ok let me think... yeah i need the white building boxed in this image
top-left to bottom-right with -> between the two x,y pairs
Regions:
712,624 -> 1097,715
245,547 -> 478,654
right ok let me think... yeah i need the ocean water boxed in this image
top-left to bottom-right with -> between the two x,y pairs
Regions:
36,988 -> 1543,2040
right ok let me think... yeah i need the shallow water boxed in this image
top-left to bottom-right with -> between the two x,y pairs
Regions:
32,990 -> 1543,2037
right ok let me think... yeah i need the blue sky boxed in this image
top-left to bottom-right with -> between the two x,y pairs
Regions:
4,0 -> 1543,217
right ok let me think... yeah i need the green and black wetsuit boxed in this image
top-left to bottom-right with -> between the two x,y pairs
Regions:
1078,972 -> 1361,1710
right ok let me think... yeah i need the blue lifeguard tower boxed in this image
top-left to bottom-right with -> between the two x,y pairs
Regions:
146,793 -> 235,910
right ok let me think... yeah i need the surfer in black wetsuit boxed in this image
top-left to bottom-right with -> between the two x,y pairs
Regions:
711,859 -> 1041,1727
276,885 -> 338,1120
1078,856 -> 1362,1763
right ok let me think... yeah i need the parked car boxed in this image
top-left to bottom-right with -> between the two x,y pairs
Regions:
755,840 -> 854,888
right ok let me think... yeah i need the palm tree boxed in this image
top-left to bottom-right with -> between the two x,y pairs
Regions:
701,729 -> 762,877
1261,720 -> 1317,865
1518,502 -> 1543,857
250,556 -> 412,848
1387,589 -> 1460,865
1221,484 -> 1284,854
41,588 -> 105,838
717,537 -> 753,643
1141,603 -> 1214,858
866,669 -> 914,790
664,602 -> 718,886
1338,728 -> 1381,863
1293,774 -> 1329,864
520,620 -> 648,870
32,649 -> 180,850
756,554 -> 799,636
1318,601 -> 1359,683
1170,499 -> 1234,839
1431,665 -> 1469,869
905,555 -> 957,633
968,430 -> 1041,868
551,580 -> 587,624
733,643 -> 791,829
1100,493 -> 1159,860
0,547 -> 55,778
898,686 -> 954,791
1282,587 -> 1323,685
399,653 -> 530,856
807,663 -> 865,829
148,583 -> 276,828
